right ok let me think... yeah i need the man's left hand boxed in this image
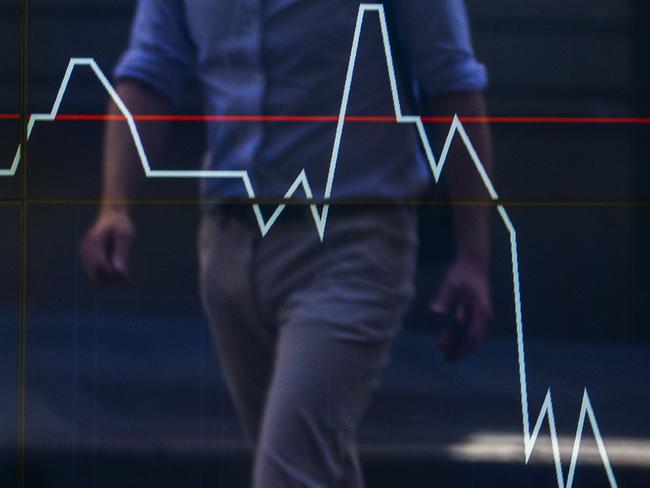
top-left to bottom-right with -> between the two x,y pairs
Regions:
430,258 -> 492,362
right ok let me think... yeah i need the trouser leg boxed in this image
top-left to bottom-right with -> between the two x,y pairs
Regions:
251,206 -> 418,488
198,213 -> 274,445
252,323 -> 394,488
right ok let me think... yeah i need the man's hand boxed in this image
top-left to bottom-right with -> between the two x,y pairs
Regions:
430,258 -> 492,362
422,91 -> 493,361
79,80 -> 170,285
81,209 -> 134,284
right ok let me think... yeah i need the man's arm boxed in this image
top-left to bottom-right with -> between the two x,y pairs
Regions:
427,90 -> 494,361
81,80 -> 171,283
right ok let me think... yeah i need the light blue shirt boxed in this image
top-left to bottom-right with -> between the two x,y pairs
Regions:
115,0 -> 487,203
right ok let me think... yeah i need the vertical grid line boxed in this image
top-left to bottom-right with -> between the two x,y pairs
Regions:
17,0 -> 29,487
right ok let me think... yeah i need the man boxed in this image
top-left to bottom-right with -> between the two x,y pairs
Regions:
81,1 -> 493,486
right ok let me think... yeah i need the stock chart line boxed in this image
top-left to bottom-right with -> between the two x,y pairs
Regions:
1,4 -> 618,487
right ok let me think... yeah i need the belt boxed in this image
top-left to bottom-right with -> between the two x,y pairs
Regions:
214,203 -> 311,227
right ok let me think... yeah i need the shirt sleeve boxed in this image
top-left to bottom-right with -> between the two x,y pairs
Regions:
113,0 -> 196,107
388,0 -> 488,97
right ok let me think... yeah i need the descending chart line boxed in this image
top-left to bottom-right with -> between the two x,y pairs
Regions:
1,4 -> 618,487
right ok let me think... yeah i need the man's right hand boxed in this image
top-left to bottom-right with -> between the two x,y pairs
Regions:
80,80 -> 169,284
81,209 -> 135,284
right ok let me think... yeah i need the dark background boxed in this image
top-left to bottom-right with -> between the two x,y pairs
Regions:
0,0 -> 648,486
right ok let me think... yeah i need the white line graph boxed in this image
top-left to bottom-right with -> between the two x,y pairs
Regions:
2,4 -> 619,487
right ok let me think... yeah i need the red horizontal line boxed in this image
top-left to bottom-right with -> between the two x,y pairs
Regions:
53,114 -> 399,122
436,116 -> 650,124
0,113 -> 649,124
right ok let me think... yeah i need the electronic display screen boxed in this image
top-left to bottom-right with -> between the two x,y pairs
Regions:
1,1 -> 648,487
